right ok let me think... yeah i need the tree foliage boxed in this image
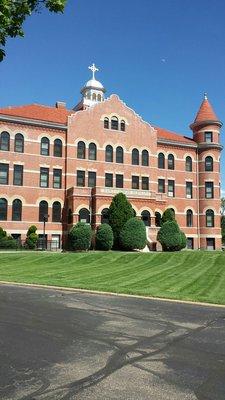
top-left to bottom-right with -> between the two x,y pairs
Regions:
157,220 -> 186,252
0,226 -> 19,249
161,208 -> 175,224
25,225 -> 38,249
0,0 -> 67,61
221,197 -> 225,216
120,217 -> 147,251
69,222 -> 92,251
108,193 -> 134,248
95,224 -> 114,251
221,215 -> 225,245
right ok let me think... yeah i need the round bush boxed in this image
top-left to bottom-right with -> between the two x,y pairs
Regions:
95,224 -> 113,251
157,220 -> 185,251
69,222 -> 92,251
120,217 -> 147,251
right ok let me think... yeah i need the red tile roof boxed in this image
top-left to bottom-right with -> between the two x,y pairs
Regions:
194,98 -> 219,123
155,126 -> 195,144
0,104 -> 74,124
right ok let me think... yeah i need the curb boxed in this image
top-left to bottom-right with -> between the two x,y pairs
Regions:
0,280 -> 225,308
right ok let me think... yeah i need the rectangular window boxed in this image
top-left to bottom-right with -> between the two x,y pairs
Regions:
206,238 -> 215,250
13,165 -> 23,186
187,238 -> 194,250
116,174 -> 123,188
204,131 -> 213,143
40,167 -> 49,188
88,171 -> 96,187
168,180 -> 175,197
77,170 -> 85,187
53,169 -> 62,189
186,182 -> 193,198
205,182 -> 214,198
0,163 -> 9,185
158,179 -> 165,193
132,175 -> 139,189
105,173 -> 113,187
142,177 -> 149,190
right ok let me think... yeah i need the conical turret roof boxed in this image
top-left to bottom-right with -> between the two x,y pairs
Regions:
194,95 -> 219,124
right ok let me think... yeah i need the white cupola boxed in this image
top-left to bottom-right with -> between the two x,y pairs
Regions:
80,63 -> 105,107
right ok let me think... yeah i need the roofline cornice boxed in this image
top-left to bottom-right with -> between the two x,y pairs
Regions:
157,138 -> 197,148
197,143 -> 223,151
190,120 -> 223,130
0,114 -> 67,130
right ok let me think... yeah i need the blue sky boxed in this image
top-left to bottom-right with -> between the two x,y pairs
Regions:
0,0 -> 225,194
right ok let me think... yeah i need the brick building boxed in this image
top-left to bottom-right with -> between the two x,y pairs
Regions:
0,65 -> 223,250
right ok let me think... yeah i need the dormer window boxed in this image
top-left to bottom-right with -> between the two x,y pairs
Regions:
104,117 -> 109,129
111,116 -> 118,130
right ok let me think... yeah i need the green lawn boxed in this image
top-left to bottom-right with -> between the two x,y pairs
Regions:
0,251 -> 225,304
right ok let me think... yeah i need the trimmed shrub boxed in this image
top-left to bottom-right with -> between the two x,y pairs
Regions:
0,227 -> 7,239
0,236 -> 19,249
180,231 -> 187,250
157,220 -> 186,252
108,193 -> 134,248
161,208 -> 175,224
25,225 -> 38,249
95,224 -> 114,251
221,216 -> 225,244
120,217 -> 147,251
69,222 -> 92,251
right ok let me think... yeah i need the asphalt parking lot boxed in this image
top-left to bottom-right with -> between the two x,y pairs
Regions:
0,284 -> 225,400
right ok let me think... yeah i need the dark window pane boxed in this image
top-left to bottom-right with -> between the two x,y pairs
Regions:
116,146 -> 123,163
14,133 -> 24,153
205,131 -> 213,143
88,171 -> 96,187
12,199 -> 22,221
0,198 -> 7,220
77,170 -> 85,187
158,153 -> 165,169
141,210 -> 151,226
142,177 -> 149,190
111,116 -> 118,130
205,156 -> 213,172
158,179 -> 165,193
105,145 -> 113,162
40,168 -> 49,188
205,182 -> 214,198
186,209 -> 193,227
132,149 -> 139,165
0,164 -> 9,185
142,150 -> 149,166
187,238 -> 194,249
155,212 -> 162,227
132,176 -> 139,189
52,201 -> 61,222
89,143 -> 97,160
168,154 -> 175,170
105,173 -> 113,187
104,118 -> 109,129
54,139 -> 62,157
206,209 -> 214,227
101,208 -> 109,224
79,208 -> 90,223
186,182 -> 193,198
41,137 -> 49,156
186,156 -> 192,172
39,201 -> 48,222
168,180 -> 175,197
116,174 -> 123,188
0,132 -> 10,151
77,141 -> 85,159
13,165 -> 23,186
120,120 -> 125,131
53,169 -> 62,189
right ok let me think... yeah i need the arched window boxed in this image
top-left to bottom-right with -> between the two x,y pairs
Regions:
79,208 -> 90,224
77,141 -> 86,159
0,132 -> 10,151
120,120 -> 125,131
105,145 -> 113,162
205,156 -> 213,172
186,156 -> 192,172
97,94 -> 102,102
12,199 -> 22,221
39,201 -> 48,222
168,154 -> 175,170
14,133 -> 24,153
116,146 -> 123,163
158,153 -> 165,169
87,93 -> 91,100
141,210 -> 151,226
104,118 -> 109,129
41,137 -> 50,156
155,212 -> 162,227
132,148 -> 139,165
0,198 -> 7,220
52,201 -> 61,222
206,209 -> 214,227
92,93 -> 97,101
54,139 -> 62,157
88,142 -> 97,160
101,208 -> 109,224
142,150 -> 149,166
186,209 -> 193,227
111,116 -> 118,130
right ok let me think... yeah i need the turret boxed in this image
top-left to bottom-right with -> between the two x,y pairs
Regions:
190,94 -> 223,250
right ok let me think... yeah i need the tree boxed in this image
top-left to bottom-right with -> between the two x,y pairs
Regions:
108,193 -> 134,248
69,222 -> 92,251
221,198 -> 225,216
221,215 -> 225,245
95,224 -> 114,251
120,218 -> 147,251
0,0 -> 67,61
25,225 -> 38,249
157,220 -> 186,252
161,208 -> 175,224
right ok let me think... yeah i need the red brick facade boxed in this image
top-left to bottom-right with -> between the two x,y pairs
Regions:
0,75 -> 223,250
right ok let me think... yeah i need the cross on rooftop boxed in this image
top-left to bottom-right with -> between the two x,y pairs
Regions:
89,63 -> 99,80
